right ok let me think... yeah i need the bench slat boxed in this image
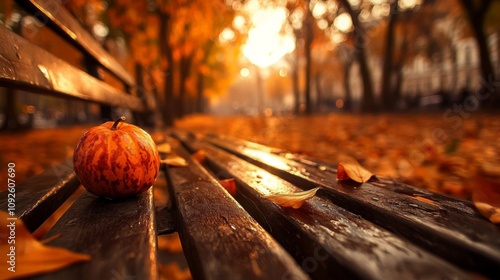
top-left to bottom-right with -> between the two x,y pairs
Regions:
208,134 -> 479,215
164,140 -> 309,280
16,0 -> 135,87
0,26 -> 144,111
175,134 -> 471,280
33,189 -> 158,280
203,134 -> 500,278
0,162 -> 79,233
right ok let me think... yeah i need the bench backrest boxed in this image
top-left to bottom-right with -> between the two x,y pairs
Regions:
0,0 -> 154,121
0,4 -> 159,279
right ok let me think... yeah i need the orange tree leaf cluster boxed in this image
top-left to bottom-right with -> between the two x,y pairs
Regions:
0,211 -> 90,279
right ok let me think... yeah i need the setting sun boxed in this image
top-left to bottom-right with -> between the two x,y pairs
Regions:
241,2 -> 295,68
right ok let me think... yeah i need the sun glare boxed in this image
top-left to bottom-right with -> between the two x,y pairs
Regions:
241,2 -> 295,68
240,67 -> 250,77
334,13 -> 353,33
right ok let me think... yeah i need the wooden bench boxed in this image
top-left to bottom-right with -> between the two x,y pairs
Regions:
1,1 -> 499,279
167,132 -> 500,279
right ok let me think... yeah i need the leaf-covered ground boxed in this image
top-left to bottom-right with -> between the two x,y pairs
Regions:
0,126 -> 90,191
1,113 -> 499,199
176,113 -> 500,199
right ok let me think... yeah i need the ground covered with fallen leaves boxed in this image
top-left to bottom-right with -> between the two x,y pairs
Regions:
176,113 -> 500,199
1,113 -> 499,199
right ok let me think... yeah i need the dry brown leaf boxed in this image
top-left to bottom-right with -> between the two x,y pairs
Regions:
157,143 -> 172,154
159,263 -> 192,280
337,157 -> 374,183
192,149 -> 207,163
161,156 -> 188,167
0,211 -> 90,279
219,178 -> 237,196
472,176 -> 500,224
263,187 -> 320,209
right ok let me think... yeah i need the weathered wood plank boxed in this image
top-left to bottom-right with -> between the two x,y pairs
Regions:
32,189 -> 158,280
164,140 -> 309,280
203,134 -> 500,278
0,26 -> 144,111
175,134 -> 470,280
16,0 -> 135,87
0,162 -> 80,232
206,134 -> 480,215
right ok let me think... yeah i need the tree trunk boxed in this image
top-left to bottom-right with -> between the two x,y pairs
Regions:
339,0 -> 377,112
315,71 -> 322,111
343,60 -> 353,111
304,1 -> 314,114
196,71 -> 205,113
178,54 -> 193,118
460,0 -> 497,104
393,67 -> 403,109
159,13 -> 175,126
255,65 -> 264,114
292,53 -> 301,114
380,1 -> 398,111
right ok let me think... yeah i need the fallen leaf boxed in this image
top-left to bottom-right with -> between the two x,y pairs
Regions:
0,211 -> 90,279
192,149 -> 207,163
263,187 -> 320,209
337,157 -> 374,183
161,156 -> 188,167
472,176 -> 500,224
157,143 -> 172,154
158,263 -> 191,280
157,233 -> 183,253
404,195 -> 437,206
219,178 -> 237,196
151,132 -> 166,144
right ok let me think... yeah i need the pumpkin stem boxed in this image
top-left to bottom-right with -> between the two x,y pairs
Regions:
111,116 -> 126,131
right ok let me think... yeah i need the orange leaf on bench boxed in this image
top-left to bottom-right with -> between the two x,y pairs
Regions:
0,211 -> 90,279
157,142 -> 172,154
472,176 -> 500,224
161,156 -> 188,167
337,157 -> 374,183
192,149 -> 207,164
219,178 -> 237,196
263,187 -> 320,209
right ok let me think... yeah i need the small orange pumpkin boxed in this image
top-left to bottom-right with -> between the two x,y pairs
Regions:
73,117 -> 160,199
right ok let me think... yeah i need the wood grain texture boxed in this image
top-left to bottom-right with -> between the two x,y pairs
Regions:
164,140 -> 309,280
15,0 -> 135,87
0,162 -> 80,232
32,189 -> 158,280
0,26 -> 144,111
175,134 -> 471,280
202,134 -> 500,278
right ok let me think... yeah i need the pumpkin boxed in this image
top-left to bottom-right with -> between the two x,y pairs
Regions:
73,117 -> 160,199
